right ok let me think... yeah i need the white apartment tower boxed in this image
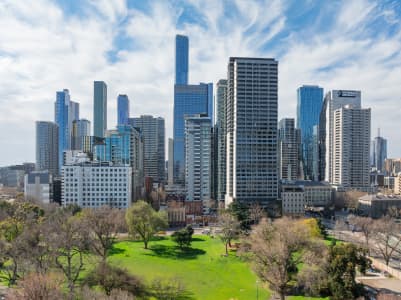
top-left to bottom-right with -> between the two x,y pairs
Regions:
185,115 -> 211,212
225,57 -> 278,207
332,105 -> 371,188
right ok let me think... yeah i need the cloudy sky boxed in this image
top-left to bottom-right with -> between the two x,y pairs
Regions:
0,0 -> 400,166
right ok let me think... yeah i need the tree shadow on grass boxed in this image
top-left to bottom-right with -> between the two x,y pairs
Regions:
145,244 -> 206,260
108,244 -> 126,256
191,237 -> 206,242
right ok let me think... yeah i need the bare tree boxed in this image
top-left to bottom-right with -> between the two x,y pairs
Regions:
46,211 -> 91,295
218,210 -> 241,255
248,202 -> 265,225
82,206 -> 125,261
347,215 -> 374,254
372,216 -> 401,266
7,272 -> 64,300
249,217 -> 314,300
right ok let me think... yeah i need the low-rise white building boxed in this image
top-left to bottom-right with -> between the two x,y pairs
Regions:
24,171 -> 52,203
61,162 -> 132,209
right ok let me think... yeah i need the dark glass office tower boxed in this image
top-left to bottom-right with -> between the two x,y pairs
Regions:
296,85 -> 323,180
175,35 -> 189,85
93,81 -> 107,138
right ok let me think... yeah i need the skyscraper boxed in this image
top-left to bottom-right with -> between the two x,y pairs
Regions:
332,104 -> 371,188
278,118 -> 301,181
93,81 -> 107,138
175,34 -> 189,85
129,116 -> 165,183
71,119 -> 91,150
173,83 -> 213,184
185,115 -> 211,213
319,90 -> 361,183
36,121 -> 59,175
216,79 -> 227,203
296,85 -> 323,180
117,94 -> 129,126
225,57 -> 278,207
371,129 -> 387,173
168,138 -> 174,186
55,89 -> 72,171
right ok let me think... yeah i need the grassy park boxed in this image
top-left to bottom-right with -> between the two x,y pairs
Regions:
107,235 -> 328,300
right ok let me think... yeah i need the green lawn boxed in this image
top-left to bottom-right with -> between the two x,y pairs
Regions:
108,235 -> 327,300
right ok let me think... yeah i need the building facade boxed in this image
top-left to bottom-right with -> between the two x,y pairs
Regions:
296,85 -> 323,180
225,57 -> 278,207
24,171 -> 52,203
371,129 -> 387,173
173,83 -> 213,184
319,90 -> 362,183
36,121 -> 59,175
61,162 -> 132,209
129,116 -> 165,183
278,118 -> 300,181
216,79 -> 227,203
175,34 -> 189,85
71,119 -> 90,151
332,105 -> 371,189
185,115 -> 211,214
168,138 -> 174,186
117,94 -> 129,126
93,81 -> 107,138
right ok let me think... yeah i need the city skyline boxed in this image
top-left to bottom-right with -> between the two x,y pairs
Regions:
1,0 -> 401,165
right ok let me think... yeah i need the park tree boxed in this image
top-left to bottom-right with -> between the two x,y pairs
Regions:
85,261 -> 145,297
7,272 -> 64,300
46,211 -> 91,294
372,216 -> 401,265
347,215 -> 374,254
248,202 -> 265,225
82,206 -> 126,261
327,243 -> 370,300
125,200 -> 168,249
249,217 -> 316,300
171,225 -> 194,250
218,210 -> 241,255
227,201 -> 250,230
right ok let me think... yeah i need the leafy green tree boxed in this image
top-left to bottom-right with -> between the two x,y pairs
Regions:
125,200 -> 167,249
327,243 -> 370,300
171,226 -> 194,250
227,202 -> 250,230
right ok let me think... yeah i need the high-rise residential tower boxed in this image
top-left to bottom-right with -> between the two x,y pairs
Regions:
117,94 -> 130,126
54,89 -> 79,171
371,129 -> 387,173
332,105 -> 371,188
175,35 -> 189,85
129,116 -> 165,183
173,83 -> 213,184
278,118 -> 301,181
319,90 -> 371,189
185,115 -> 211,213
71,119 -> 91,150
216,79 -> 227,203
225,57 -> 278,207
296,85 -> 323,180
93,81 -> 107,138
36,121 -> 59,175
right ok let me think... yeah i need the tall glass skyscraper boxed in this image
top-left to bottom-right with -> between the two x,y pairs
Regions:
117,94 -> 129,126
371,129 -> 387,173
71,119 -> 91,150
93,81 -> 107,138
296,85 -> 323,180
129,116 -> 165,183
175,35 -> 189,85
173,83 -> 213,184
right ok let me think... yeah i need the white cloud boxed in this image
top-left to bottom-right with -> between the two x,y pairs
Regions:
0,0 -> 401,165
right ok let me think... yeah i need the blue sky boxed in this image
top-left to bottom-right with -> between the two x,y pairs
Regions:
0,0 -> 401,165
